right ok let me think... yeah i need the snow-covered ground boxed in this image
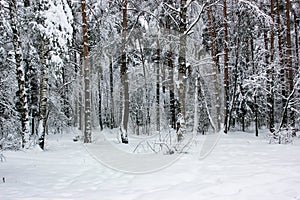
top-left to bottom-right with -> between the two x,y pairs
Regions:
1,129 -> 300,200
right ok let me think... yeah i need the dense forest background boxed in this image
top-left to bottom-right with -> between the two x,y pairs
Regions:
0,0 -> 299,149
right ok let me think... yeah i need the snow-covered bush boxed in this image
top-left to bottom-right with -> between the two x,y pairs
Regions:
268,128 -> 295,144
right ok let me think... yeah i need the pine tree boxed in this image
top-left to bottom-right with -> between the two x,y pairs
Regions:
285,0 -> 295,133
223,0 -> 229,133
207,0 -> 221,132
81,0 -> 91,143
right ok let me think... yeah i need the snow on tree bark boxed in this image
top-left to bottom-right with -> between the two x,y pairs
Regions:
223,0 -> 229,134
285,0 -> 295,131
268,0 -> 275,133
120,0 -> 129,143
165,7 -> 176,129
38,36 -> 49,150
9,0 -> 30,148
294,12 -> 299,72
207,1 -> 221,132
79,54 -> 83,131
276,0 -> 288,128
109,57 -> 115,129
156,39 -> 161,133
178,0 -> 187,118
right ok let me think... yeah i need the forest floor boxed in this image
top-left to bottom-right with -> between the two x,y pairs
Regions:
1,129 -> 300,200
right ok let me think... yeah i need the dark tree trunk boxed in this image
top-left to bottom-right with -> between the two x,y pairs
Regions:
285,0 -> 294,131
98,70 -> 103,131
276,0 -> 287,128
81,0 -> 91,143
79,54 -> 83,131
169,51 -> 176,129
249,33 -> 258,136
208,1 -> 221,131
109,57 -> 115,129
254,95 -> 258,137
156,39 -> 160,133
223,0 -> 229,133
165,7 -> 176,129
9,0 -> 30,148
294,12 -> 299,71
178,0 -> 187,117
62,67 -> 70,125
268,0 -> 275,133
120,0 -> 129,143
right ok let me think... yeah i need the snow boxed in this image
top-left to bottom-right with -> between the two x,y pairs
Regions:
40,0 -> 73,51
138,16 -> 149,31
1,130 -> 300,200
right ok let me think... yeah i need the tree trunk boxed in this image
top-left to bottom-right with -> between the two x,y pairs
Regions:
193,77 -> 199,133
67,0 -> 79,128
109,57 -> 115,129
285,0 -> 294,130
120,0 -> 129,143
38,37 -> 49,150
178,0 -> 187,118
74,51 -> 78,127
207,1 -> 221,131
169,51 -> 176,129
294,12 -> 299,130
165,9 -> 176,129
294,12 -> 300,70
254,94 -> 258,137
268,0 -> 275,133
81,0 -> 91,143
223,0 -> 229,133
137,36 -> 150,135
156,39 -> 160,133
62,66 -> 70,125
9,0 -> 30,148
250,33 -> 258,136
286,0 -> 293,93
79,53 -> 83,131
98,70 -> 103,131
294,12 -> 299,71
228,37 -> 239,132
276,0 -> 287,128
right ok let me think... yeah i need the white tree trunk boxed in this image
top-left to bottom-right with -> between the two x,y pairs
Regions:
38,37 -> 49,150
120,0 -> 129,143
193,78 -> 198,134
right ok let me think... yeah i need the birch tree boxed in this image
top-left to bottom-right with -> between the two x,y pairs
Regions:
37,36 -> 49,150
9,0 -> 30,148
